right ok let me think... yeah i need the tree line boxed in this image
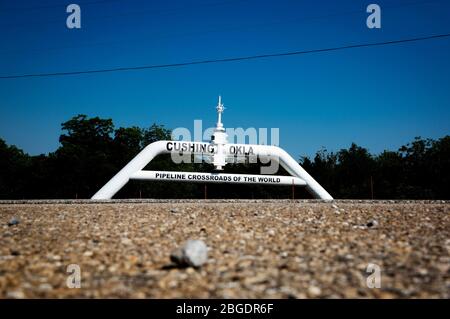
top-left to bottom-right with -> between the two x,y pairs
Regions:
0,114 -> 448,199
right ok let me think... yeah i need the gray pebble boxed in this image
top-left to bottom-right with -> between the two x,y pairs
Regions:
10,250 -> 20,256
6,290 -> 25,299
170,239 -> 208,267
7,217 -> 20,227
366,219 -> 379,228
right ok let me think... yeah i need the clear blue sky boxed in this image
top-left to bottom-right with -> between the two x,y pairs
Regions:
0,0 -> 449,159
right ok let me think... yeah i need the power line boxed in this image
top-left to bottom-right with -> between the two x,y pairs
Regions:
1,32 -> 449,79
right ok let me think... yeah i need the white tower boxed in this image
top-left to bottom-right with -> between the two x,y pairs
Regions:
210,96 -> 228,170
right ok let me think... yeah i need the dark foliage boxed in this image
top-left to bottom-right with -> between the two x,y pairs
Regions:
300,137 -> 450,199
0,115 -> 448,199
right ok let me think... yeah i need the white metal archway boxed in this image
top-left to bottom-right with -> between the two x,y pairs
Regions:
91,140 -> 333,200
91,97 -> 333,200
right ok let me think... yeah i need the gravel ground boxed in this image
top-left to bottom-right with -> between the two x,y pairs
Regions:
0,200 -> 448,298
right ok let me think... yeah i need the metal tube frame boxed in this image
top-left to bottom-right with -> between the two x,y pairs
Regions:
91,141 -> 333,200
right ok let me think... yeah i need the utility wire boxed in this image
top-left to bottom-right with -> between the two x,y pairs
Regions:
1,32 -> 449,79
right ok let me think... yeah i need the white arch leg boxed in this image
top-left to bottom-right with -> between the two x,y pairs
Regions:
275,148 -> 333,200
91,141 -> 169,200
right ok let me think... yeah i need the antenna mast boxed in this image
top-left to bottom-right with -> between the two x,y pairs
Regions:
216,95 -> 225,131
211,96 -> 228,170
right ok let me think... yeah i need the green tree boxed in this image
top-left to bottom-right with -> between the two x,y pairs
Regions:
374,150 -> 404,198
0,139 -> 30,199
113,126 -> 143,166
142,123 -> 171,146
336,143 -> 375,198
55,114 -> 116,198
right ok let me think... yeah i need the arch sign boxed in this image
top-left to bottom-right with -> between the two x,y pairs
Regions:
92,97 -> 333,200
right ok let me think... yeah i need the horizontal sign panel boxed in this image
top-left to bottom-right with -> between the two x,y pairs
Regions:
130,170 -> 306,186
165,141 -> 260,156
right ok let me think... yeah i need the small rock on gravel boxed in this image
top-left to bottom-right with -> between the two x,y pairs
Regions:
10,250 -> 20,256
170,239 -> 208,268
307,285 -> 322,297
366,220 -> 379,228
7,217 -> 20,226
6,290 -> 25,299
